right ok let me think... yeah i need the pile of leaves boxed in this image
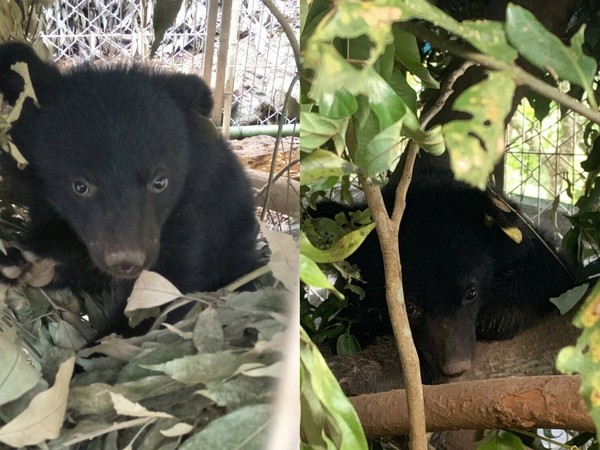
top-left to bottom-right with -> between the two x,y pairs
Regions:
0,231 -> 295,449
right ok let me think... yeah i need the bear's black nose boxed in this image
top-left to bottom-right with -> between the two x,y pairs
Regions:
104,251 -> 145,277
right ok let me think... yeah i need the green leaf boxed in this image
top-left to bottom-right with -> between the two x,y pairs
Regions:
390,65 -> 417,114
193,307 -> 224,353
356,119 -> 404,175
198,376 -> 273,409
478,430 -> 525,450
393,27 -> 439,89
319,89 -> 359,119
300,0 -> 331,51
306,0 -> 398,65
179,404 -> 271,450
301,149 -> 356,185
300,327 -> 367,449
443,71 -> 516,189
300,254 -> 344,299
396,0 -> 517,63
308,46 -> 403,129
118,341 -> 196,382
300,0 -> 308,37
377,41 -> 395,83
260,226 -> 299,294
506,5 -> 598,109
300,110 -> 349,153
581,136 -> 600,171
306,34 -> 443,167
0,333 -> 41,406
142,351 -> 263,386
150,0 -> 184,57
556,280 -> 600,432
336,334 -> 361,355
525,91 -> 552,122
459,20 -> 518,64
0,357 -> 74,447
300,223 -> 376,263
306,0 -> 517,66
550,283 -> 588,315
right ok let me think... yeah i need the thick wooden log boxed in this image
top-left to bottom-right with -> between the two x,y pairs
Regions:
351,375 -> 593,436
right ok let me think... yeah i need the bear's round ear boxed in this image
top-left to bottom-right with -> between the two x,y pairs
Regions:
151,73 -> 214,118
0,42 -> 61,105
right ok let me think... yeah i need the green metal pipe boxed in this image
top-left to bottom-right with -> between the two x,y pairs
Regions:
223,124 -> 299,139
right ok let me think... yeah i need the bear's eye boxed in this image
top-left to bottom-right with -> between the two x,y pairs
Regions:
150,175 -> 168,193
463,286 -> 480,304
406,302 -> 420,317
72,180 -> 92,197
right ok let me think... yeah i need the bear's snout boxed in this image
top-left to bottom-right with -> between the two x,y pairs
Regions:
103,250 -> 147,278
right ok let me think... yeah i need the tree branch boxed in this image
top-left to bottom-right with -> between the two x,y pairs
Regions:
350,375 -> 592,437
399,21 -> 600,126
358,175 -> 427,450
391,60 -> 474,225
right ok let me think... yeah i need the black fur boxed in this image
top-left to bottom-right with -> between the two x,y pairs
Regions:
312,170 -> 573,378
0,42 -> 261,333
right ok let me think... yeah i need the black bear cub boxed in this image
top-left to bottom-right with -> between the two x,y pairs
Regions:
312,170 -> 574,380
0,42 -> 261,333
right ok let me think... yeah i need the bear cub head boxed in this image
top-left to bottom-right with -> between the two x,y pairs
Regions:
34,70 -> 191,278
0,42 -> 213,279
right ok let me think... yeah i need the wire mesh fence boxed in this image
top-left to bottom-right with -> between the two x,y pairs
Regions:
503,100 -> 588,234
40,0 -> 299,128
228,0 -> 299,126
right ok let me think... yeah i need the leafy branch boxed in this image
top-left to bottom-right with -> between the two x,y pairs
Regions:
400,21 -> 600,126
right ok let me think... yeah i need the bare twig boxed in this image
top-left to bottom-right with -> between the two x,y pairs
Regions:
258,0 -> 299,219
254,157 -> 299,198
391,60 -> 474,225
261,0 -> 300,70
260,73 -> 299,220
